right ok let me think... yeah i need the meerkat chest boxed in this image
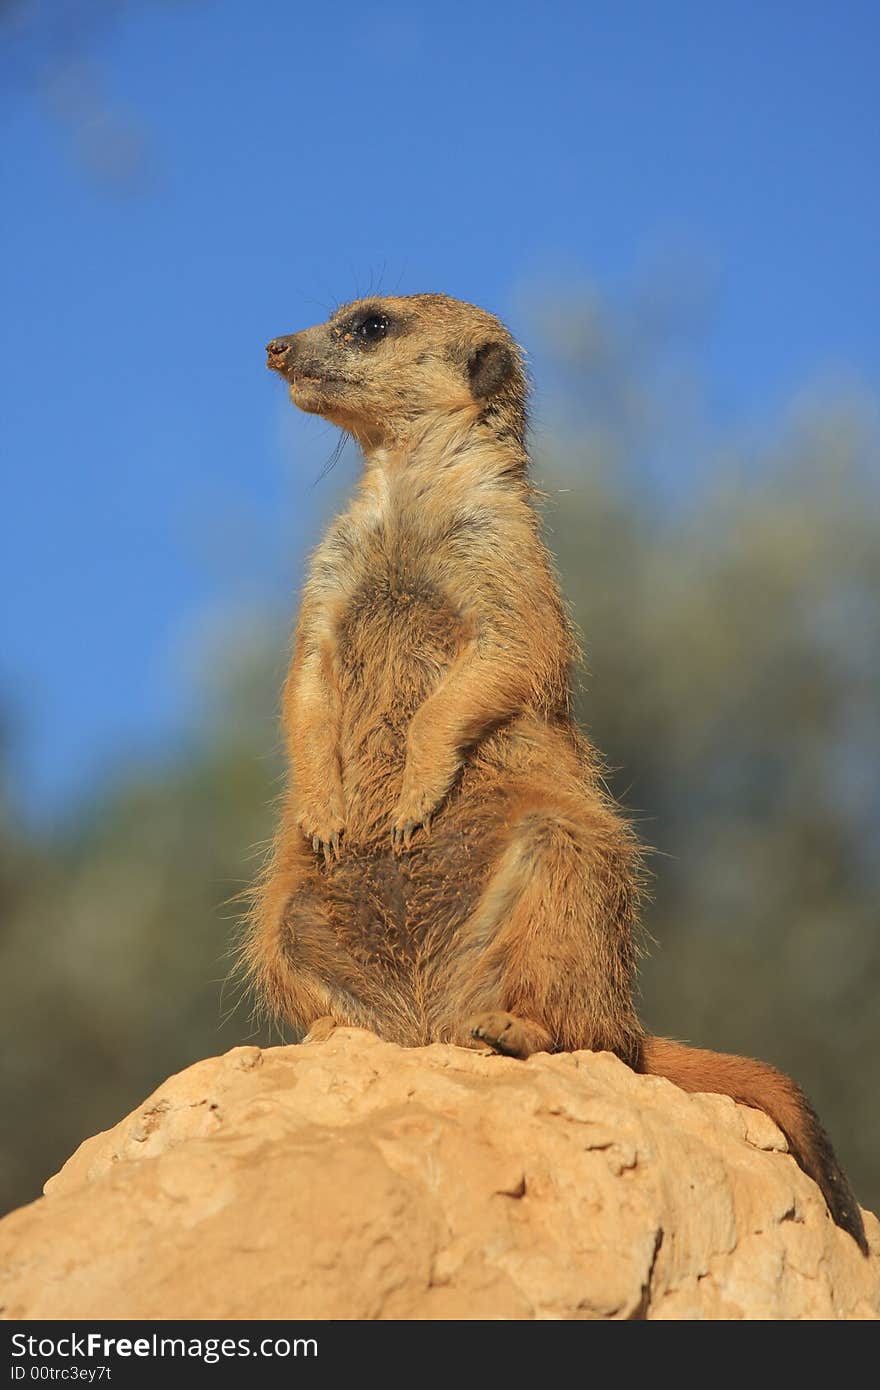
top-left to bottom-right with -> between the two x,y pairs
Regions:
336,559 -> 462,686
335,501 -> 465,697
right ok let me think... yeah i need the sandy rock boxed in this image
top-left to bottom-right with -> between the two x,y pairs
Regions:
1,1029 -> 877,1320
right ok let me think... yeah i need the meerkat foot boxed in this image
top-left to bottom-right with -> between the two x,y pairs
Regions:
302,1015 -> 338,1044
468,1011 -> 553,1059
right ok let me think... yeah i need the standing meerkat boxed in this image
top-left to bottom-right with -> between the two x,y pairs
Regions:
242,292 -> 867,1253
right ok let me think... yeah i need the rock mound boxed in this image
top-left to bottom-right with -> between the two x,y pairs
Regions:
1,1029 -> 877,1319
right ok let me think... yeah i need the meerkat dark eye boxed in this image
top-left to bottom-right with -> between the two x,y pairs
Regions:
354,313 -> 389,345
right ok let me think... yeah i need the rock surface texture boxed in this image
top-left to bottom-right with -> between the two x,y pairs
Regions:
1,1029 -> 878,1320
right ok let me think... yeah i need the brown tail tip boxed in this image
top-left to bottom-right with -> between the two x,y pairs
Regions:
640,1036 -> 869,1256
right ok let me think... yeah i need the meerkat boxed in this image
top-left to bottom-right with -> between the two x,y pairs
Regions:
241,292 -> 867,1253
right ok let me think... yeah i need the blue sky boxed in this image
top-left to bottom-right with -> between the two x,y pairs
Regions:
2,0 -> 878,816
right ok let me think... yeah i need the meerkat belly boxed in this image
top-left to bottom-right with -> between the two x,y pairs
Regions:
335,577 -> 463,831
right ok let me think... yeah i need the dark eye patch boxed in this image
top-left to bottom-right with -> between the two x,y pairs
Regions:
335,309 -> 392,348
353,313 -> 389,344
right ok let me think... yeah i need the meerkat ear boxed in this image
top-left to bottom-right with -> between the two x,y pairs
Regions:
466,340 -> 516,401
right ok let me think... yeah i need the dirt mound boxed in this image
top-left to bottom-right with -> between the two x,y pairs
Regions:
1,1029 -> 877,1319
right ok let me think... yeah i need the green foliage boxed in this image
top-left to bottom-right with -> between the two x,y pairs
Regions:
2,296 -> 878,1217
0,641 -> 285,1211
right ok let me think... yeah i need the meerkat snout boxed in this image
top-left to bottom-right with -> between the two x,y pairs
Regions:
266,337 -> 294,369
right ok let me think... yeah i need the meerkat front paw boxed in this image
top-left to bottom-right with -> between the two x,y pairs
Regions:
389,790 -> 438,851
390,761 -> 457,851
390,811 -> 432,851
297,797 -> 345,865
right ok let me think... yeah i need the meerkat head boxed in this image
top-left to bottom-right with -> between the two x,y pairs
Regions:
265,293 -> 527,452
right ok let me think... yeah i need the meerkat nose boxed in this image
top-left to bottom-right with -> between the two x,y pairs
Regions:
266,339 -> 288,357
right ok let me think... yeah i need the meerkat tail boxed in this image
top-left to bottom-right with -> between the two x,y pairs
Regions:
639,1036 -> 868,1255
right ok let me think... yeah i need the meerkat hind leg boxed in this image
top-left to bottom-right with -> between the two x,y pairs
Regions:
245,849 -> 381,1039
431,794 -> 641,1064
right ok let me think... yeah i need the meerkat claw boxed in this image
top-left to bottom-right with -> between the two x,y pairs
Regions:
307,829 -> 342,865
391,822 -> 408,851
390,809 -> 434,852
391,818 -> 420,851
